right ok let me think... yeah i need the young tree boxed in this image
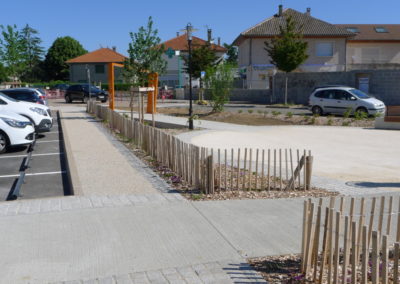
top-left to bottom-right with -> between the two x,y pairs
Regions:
264,16 -> 308,104
0,25 -> 25,81
205,63 -> 235,112
124,16 -> 167,119
124,16 -> 166,87
182,44 -> 217,87
20,24 -> 44,82
223,43 -> 238,66
44,36 -> 87,80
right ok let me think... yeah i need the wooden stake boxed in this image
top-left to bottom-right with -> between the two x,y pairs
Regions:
378,196 -> 385,234
312,205 -> 322,281
261,149 -> 265,191
387,196 -> 393,235
382,235 -> 388,284
304,202 -> 315,276
236,149 -> 240,191
371,231 -> 379,284
285,148 -> 288,182
242,148 -> 247,190
342,216 -> 350,284
301,200 -> 309,273
290,149 -> 294,190
248,149 -> 252,190
319,207 -> 330,284
296,149 -> 300,189
224,149 -> 227,190
218,149 -> 221,191
255,149 -> 259,190
394,242 -> 399,284
351,221 -> 357,284
230,148 -> 234,190
333,211 -> 340,284
357,197 -> 366,263
361,225 -> 368,284
368,197 -> 377,247
267,149 -> 271,191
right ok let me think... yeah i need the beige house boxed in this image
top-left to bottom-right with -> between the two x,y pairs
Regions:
336,24 -> 400,69
233,6 -> 354,89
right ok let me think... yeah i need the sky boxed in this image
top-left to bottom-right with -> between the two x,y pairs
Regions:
1,0 -> 400,55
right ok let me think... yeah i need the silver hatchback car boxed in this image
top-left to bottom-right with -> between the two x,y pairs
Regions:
309,86 -> 386,116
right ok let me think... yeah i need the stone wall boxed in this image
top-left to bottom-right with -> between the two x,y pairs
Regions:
273,70 -> 400,105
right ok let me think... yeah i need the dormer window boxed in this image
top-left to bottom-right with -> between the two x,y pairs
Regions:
346,27 -> 359,33
375,27 -> 388,33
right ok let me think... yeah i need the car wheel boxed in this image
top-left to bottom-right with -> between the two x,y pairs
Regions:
356,107 -> 368,115
312,106 -> 323,116
65,95 -> 72,103
0,131 -> 9,154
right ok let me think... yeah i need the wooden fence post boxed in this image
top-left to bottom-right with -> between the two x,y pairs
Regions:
207,154 -> 214,194
361,225 -> 368,284
394,242 -> 400,284
305,155 -> 313,190
371,231 -> 379,284
382,235 -> 388,284
342,216 -> 350,284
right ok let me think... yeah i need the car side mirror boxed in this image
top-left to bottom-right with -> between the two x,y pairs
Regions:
350,96 -> 357,101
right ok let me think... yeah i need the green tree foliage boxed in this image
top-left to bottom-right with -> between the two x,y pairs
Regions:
20,24 -> 44,82
264,16 -> 308,104
223,43 -> 238,66
182,44 -> 217,85
205,63 -> 235,112
124,16 -> 167,87
44,36 -> 87,80
0,25 -> 25,80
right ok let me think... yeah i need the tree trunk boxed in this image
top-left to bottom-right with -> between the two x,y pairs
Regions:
285,74 -> 288,105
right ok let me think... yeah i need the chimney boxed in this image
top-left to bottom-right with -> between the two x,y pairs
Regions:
218,37 -> 221,46
112,46 -> 116,52
176,32 -> 180,37
278,4 -> 283,16
306,7 -> 311,16
207,28 -> 212,43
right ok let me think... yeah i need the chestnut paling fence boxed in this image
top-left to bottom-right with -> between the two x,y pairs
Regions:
301,196 -> 400,284
88,101 -> 314,194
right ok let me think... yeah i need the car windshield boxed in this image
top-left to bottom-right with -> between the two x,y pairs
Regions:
82,85 -> 100,92
0,92 -> 18,102
349,89 -> 370,99
36,88 -> 45,95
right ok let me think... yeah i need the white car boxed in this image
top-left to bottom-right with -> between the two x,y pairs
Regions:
309,86 -> 386,116
0,92 -> 53,133
0,111 -> 35,153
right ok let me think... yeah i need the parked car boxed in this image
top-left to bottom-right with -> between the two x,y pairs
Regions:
309,86 -> 386,116
1,88 -> 48,105
0,93 -> 53,133
0,110 -> 35,153
65,84 -> 108,103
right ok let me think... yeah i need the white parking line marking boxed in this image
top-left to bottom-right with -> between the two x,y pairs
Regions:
0,171 -> 66,178
0,152 -> 63,159
36,140 -> 60,143
45,131 -> 59,134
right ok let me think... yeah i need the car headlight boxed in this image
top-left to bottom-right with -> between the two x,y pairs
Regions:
0,117 -> 32,128
29,107 -> 48,116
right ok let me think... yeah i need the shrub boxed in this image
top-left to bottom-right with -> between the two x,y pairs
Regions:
327,118 -> 333,126
205,63 -> 235,112
354,110 -> 368,120
342,121 -> 350,126
248,109 -> 253,114
343,108 -> 352,119
310,117 -> 316,124
238,110 -> 243,113
263,111 -> 268,117
272,111 -> 281,116
286,112 -> 293,118
257,110 -> 263,114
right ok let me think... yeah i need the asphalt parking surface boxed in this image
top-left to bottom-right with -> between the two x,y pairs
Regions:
0,112 -> 71,201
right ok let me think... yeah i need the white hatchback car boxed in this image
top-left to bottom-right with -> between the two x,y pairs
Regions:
0,92 -> 53,132
309,86 -> 386,116
0,111 -> 35,153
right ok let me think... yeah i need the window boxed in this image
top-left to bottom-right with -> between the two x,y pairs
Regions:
316,42 -> 333,57
375,27 -> 388,33
95,64 -> 105,74
346,27 -> 359,33
0,99 -> 6,105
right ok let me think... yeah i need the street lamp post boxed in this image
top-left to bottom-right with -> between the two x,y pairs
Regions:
182,23 -> 196,130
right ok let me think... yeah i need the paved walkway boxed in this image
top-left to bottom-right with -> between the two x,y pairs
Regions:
1,103 -> 398,283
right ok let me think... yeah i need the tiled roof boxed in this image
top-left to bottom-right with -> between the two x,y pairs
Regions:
66,48 -> 127,64
335,24 -> 400,41
234,8 -> 354,44
162,34 -> 227,52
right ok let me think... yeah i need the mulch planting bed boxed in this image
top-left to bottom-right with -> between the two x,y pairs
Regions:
113,131 -> 339,201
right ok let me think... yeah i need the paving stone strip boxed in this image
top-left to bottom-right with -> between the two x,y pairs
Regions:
0,193 -> 185,216
48,260 -> 267,284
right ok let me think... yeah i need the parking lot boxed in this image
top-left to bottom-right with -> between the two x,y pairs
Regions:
0,112 -> 71,201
